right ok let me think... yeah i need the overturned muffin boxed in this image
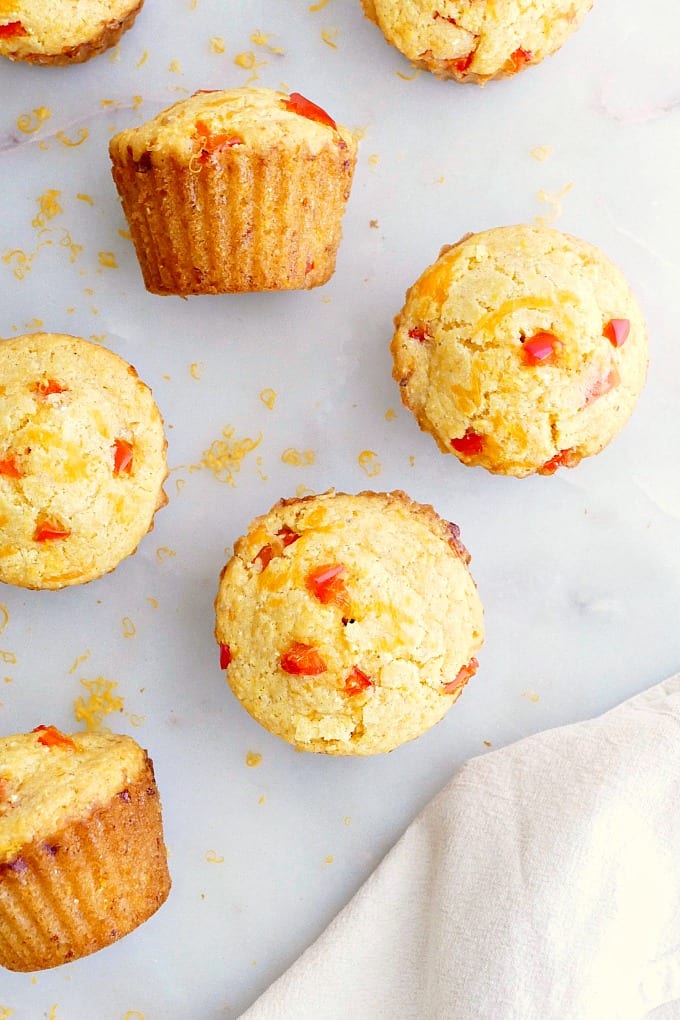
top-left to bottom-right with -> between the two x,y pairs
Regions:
0,726 -> 171,972
109,87 -> 358,295
215,490 -> 484,755
391,225 -> 648,477
0,0 -> 144,65
360,0 -> 593,84
0,332 -> 167,589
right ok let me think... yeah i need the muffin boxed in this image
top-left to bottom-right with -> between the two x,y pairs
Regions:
360,0 -> 593,84
215,490 -> 484,755
0,332 -> 168,589
391,225 -> 648,477
0,0 -> 144,65
0,726 -> 170,972
109,87 -> 358,296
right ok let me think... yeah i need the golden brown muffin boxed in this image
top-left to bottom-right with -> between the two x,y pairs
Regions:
361,0 -> 593,83
0,332 -> 168,589
109,87 -> 358,296
0,726 -> 171,972
215,490 -> 484,755
391,225 -> 648,477
0,0 -> 144,65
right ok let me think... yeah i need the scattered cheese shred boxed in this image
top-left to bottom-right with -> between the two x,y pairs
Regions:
522,689 -> 540,703
68,650 -> 91,674
535,181 -> 573,226
73,677 -> 124,731
147,597 -> 159,608
259,388 -> 277,410
0,605 -> 8,636
368,153 -> 380,167
309,0 -> 330,10
246,751 -> 263,767
137,49 -> 149,67
0,1005 -> 15,1019
384,408 -> 397,421
209,36 -> 225,54
156,546 -> 176,562
0,651 -> 16,665
128,713 -> 145,727
250,31 -> 284,54
77,193 -> 94,205
358,449 -> 382,477
189,362 -> 203,380
321,27 -> 338,48
98,251 -> 118,269
32,189 -> 62,229
57,127 -> 89,148
17,106 -> 51,134
324,855 -> 334,865
197,425 -> 263,486
281,448 -> 315,467
169,58 -> 182,73
531,145 -> 553,162
396,66 -> 421,81
122,616 -> 136,638
205,850 -> 225,863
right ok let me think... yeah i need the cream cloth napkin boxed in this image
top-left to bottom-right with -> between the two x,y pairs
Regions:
240,674 -> 680,1020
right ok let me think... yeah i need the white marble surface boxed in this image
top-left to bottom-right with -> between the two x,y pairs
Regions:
0,1 -> 679,1016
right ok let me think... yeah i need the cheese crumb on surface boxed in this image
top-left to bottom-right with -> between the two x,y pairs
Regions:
259,388 -> 277,410
321,27 -> 338,48
0,651 -> 16,665
535,182 -> 573,225
0,606 -> 8,636
210,36 -> 225,53
122,616 -> 136,638
189,362 -> 203,380
73,677 -> 124,731
17,107 -> 51,134
384,408 -> 397,421
281,448 -> 315,467
245,751 -> 263,767
205,850 -> 224,863
57,128 -> 89,147
32,189 -> 62,228
522,689 -> 540,703
531,145 -> 554,162
68,650 -> 91,674
137,49 -> 149,66
197,425 -> 263,486
309,0 -> 330,10
156,546 -> 176,562
358,449 -> 382,476
98,251 -> 118,269
250,31 -> 284,54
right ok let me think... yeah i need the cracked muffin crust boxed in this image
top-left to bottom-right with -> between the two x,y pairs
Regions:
215,489 -> 484,755
391,225 -> 648,477
0,332 -> 167,589
0,0 -> 144,65
109,87 -> 358,295
0,726 -> 171,972
361,0 -> 593,83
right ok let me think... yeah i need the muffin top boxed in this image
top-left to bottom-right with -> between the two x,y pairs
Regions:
391,225 -> 648,477
0,0 -> 141,60
0,728 -> 147,864
215,489 -> 484,755
363,0 -> 593,82
0,332 -> 167,589
110,87 -> 357,168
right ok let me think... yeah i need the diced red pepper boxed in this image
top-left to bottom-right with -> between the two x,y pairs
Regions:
521,331 -> 562,366
453,51 -> 474,73
254,544 -> 274,571
344,666 -> 373,696
0,21 -> 28,38
408,325 -> 431,343
451,430 -> 485,456
280,642 -> 327,676
584,366 -> 620,407
34,519 -> 71,542
0,457 -> 20,478
219,643 -> 232,669
508,47 -> 532,72
306,563 -> 350,611
443,657 -> 479,694
32,725 -> 76,750
195,119 -> 243,164
282,92 -> 336,130
277,525 -> 300,547
539,447 -> 580,475
112,438 -> 133,475
603,318 -> 630,348
35,379 -> 66,396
